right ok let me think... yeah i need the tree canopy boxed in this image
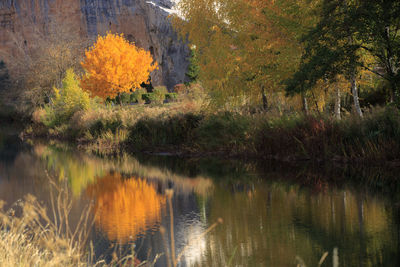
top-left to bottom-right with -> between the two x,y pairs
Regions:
174,0 -> 319,106
286,0 -> 400,103
80,33 -> 158,99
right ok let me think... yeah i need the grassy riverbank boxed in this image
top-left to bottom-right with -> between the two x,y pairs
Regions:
24,102 -> 400,163
0,189 -> 139,267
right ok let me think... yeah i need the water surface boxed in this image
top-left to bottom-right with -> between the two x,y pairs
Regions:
0,135 -> 399,266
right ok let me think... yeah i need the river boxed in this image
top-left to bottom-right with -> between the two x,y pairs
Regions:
0,128 -> 399,266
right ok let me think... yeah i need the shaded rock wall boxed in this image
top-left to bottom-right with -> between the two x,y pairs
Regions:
0,0 -> 188,89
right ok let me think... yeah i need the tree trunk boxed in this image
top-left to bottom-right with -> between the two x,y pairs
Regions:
261,86 -> 268,111
389,81 -> 399,104
311,91 -> 321,115
384,26 -> 398,104
334,86 -> 341,120
302,93 -> 309,115
351,76 -> 363,117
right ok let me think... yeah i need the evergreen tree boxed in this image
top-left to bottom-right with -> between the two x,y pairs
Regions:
186,47 -> 200,83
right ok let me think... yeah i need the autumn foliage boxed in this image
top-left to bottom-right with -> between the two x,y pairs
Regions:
81,33 -> 158,99
86,173 -> 165,243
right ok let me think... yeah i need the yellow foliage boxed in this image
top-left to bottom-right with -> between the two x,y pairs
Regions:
80,33 -> 158,99
53,68 -> 91,119
86,173 -> 165,243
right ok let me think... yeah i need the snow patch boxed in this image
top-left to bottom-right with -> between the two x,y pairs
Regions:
146,0 -> 181,16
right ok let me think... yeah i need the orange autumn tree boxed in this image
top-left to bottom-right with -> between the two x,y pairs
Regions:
81,33 -> 158,99
86,173 -> 165,243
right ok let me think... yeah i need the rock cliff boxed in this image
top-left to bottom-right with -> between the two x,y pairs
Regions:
0,0 -> 188,88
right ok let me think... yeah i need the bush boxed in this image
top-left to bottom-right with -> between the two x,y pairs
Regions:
152,86 -> 168,104
173,84 -> 186,94
142,93 -> 155,104
165,93 -> 178,102
117,92 -> 131,105
131,87 -> 147,104
177,83 -> 207,103
53,69 -> 90,117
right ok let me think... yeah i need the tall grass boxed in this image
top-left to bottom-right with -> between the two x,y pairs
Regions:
27,99 -> 400,162
0,181 -> 93,266
126,105 -> 400,161
256,106 -> 400,161
0,176 -> 146,267
0,173 -> 222,267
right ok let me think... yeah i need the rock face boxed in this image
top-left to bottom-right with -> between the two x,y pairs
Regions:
0,0 -> 188,89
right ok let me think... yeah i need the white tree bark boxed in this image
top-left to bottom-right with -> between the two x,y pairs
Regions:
302,93 -> 309,115
334,86 -> 341,120
351,75 -> 363,117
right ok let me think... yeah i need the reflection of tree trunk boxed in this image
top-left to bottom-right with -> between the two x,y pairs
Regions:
357,196 -> 364,232
351,75 -> 363,117
333,247 -> 339,267
357,195 -> 366,267
331,195 -> 336,227
302,92 -> 309,115
341,192 -> 347,234
394,205 -> 400,264
261,86 -> 268,111
334,86 -> 341,120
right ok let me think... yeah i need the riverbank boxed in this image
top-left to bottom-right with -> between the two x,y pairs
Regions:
22,103 -> 400,164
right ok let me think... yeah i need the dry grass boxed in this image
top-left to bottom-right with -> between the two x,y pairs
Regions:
28,101 -> 400,162
0,185 -> 93,267
0,176 -> 147,267
71,100 -> 204,131
0,171 -> 219,267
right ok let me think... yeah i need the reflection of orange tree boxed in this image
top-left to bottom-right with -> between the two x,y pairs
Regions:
86,173 -> 165,243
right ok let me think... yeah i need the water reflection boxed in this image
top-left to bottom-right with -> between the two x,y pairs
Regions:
34,144 -> 214,197
86,173 -> 165,243
204,183 -> 396,266
0,142 -> 399,266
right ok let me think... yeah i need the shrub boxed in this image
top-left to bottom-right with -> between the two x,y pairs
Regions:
142,93 -> 155,104
173,83 -> 186,94
152,86 -> 168,104
165,93 -> 178,102
117,92 -> 131,105
131,87 -> 147,104
177,83 -> 207,103
52,68 -> 91,122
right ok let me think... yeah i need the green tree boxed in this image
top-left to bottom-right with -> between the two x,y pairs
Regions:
352,0 -> 400,103
186,47 -> 200,83
286,0 -> 400,112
